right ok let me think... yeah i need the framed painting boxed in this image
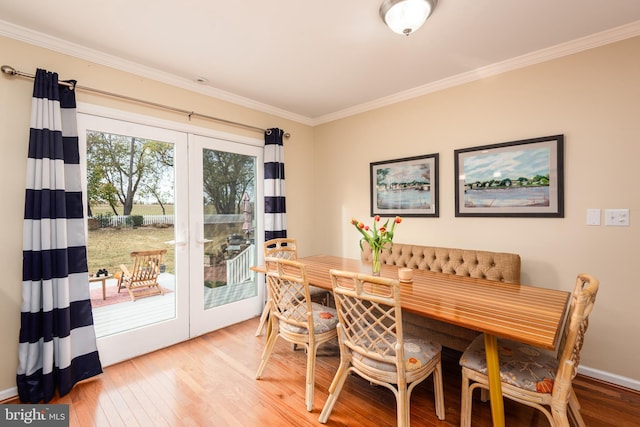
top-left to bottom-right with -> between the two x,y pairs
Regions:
454,135 -> 564,217
370,153 -> 439,217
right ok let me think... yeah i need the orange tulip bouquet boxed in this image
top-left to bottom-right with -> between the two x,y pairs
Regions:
350,215 -> 402,275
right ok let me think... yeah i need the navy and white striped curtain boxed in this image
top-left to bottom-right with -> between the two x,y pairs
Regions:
264,128 -> 287,240
18,69 -> 102,403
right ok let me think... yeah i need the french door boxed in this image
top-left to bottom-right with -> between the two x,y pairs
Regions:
78,111 -> 264,366
188,134 -> 264,336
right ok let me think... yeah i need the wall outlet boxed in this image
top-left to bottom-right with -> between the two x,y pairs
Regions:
605,209 -> 630,226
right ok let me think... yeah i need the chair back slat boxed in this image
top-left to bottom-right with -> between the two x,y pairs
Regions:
129,250 -> 166,282
330,270 -> 404,365
265,257 -> 312,331
264,238 -> 298,260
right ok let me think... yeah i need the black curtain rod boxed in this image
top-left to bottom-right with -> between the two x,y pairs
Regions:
1,65 -> 290,138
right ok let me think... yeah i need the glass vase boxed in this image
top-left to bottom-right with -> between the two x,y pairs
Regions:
372,248 -> 381,276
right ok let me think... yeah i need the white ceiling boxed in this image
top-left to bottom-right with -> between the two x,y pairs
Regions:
2,1 -> 640,125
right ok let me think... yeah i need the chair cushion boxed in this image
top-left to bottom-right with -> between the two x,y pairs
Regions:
460,335 -> 558,393
353,335 -> 441,373
280,302 -> 338,335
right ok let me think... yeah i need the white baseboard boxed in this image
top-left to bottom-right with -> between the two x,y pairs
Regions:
579,365 -> 640,391
0,386 -> 18,402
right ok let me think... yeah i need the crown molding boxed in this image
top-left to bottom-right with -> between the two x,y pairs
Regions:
0,19 -> 314,126
312,20 -> 640,125
2,18 -> 639,127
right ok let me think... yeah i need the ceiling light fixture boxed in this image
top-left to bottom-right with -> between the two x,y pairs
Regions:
379,0 -> 437,36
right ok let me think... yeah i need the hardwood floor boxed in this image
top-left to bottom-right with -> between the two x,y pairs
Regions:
4,317 -> 640,426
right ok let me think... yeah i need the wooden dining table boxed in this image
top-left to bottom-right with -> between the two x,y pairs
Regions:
252,254 -> 570,427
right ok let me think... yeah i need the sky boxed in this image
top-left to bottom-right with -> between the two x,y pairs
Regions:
461,147 -> 550,182
379,163 -> 431,185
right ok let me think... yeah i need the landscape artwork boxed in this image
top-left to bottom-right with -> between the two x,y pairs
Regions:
454,135 -> 564,217
370,153 -> 439,217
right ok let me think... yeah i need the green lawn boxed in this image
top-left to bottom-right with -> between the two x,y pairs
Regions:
87,204 -> 245,276
87,226 -> 175,276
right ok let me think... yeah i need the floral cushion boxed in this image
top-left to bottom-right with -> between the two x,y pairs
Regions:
353,335 -> 441,373
280,302 -> 338,335
460,335 -> 558,393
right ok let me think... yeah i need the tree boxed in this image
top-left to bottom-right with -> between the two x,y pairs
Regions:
202,150 -> 254,214
140,142 -> 175,215
532,174 -> 550,186
87,131 -> 173,215
376,168 -> 390,186
86,161 -> 118,216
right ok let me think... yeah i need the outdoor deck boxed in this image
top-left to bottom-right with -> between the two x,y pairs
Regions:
90,273 -> 257,338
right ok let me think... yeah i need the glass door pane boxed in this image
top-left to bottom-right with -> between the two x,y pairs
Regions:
78,113 -> 189,366
86,130 -> 177,335
189,134 -> 263,336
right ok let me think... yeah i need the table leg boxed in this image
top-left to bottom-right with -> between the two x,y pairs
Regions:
102,278 -> 106,300
484,333 -> 505,427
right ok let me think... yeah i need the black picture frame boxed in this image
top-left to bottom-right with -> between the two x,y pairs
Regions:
370,153 -> 439,218
454,135 -> 564,217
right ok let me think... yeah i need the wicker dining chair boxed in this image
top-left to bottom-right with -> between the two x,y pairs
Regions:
255,257 -> 338,412
319,270 -> 445,426
459,273 -> 600,427
255,238 -> 330,336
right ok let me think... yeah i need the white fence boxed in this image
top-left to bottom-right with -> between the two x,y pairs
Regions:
94,214 -> 174,227
94,214 -> 248,227
226,244 -> 255,284
142,215 -> 174,225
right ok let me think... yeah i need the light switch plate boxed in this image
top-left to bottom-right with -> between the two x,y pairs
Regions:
586,209 -> 601,226
605,209 -> 630,226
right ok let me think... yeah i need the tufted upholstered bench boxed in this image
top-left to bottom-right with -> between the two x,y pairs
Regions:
361,242 -> 521,352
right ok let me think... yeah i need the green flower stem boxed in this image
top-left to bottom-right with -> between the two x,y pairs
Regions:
372,248 -> 381,276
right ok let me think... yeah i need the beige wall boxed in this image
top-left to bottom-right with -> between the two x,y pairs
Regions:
312,37 -> 640,383
1,33 -> 638,396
